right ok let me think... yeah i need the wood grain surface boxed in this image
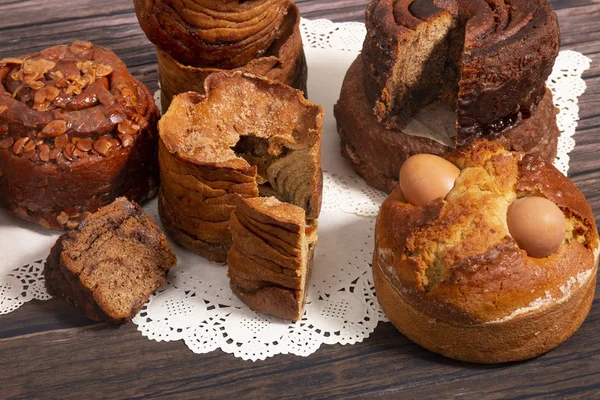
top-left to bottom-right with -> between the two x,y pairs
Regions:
1,0 -> 600,399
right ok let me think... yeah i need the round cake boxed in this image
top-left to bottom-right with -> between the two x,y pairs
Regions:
135,0 -> 290,69
134,0 -> 307,110
0,41 -> 159,230
335,58 -> 560,193
373,140 -> 599,363
158,71 -> 323,263
335,0 -> 561,192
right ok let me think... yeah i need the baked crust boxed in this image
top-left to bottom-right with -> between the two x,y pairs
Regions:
335,57 -> 559,193
139,2 -> 307,110
158,71 -> 323,263
135,0 -> 290,69
44,198 -> 177,324
228,196 -> 315,321
0,41 -> 160,230
362,0 -> 560,143
373,140 -> 599,363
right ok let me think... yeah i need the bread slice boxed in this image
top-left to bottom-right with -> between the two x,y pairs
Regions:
44,197 -> 177,324
228,196 -> 316,321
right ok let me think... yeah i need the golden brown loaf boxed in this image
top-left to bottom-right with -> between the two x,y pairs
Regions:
0,41 -> 160,230
134,0 -> 307,110
158,71 -> 323,263
335,58 -> 560,193
373,140 -> 599,363
228,196 -> 316,321
44,198 -> 177,324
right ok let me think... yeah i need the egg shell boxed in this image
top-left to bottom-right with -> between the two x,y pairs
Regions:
399,154 -> 461,207
507,196 -> 566,258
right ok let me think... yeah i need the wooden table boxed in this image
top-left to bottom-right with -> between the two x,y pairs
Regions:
1,1 -> 599,398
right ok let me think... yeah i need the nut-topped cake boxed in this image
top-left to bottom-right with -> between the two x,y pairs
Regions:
0,41 -> 159,229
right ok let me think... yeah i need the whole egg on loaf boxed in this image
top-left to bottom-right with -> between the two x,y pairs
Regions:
507,196 -> 567,258
399,154 -> 460,207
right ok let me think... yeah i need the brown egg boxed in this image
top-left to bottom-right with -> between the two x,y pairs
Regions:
507,196 -> 566,258
399,154 -> 461,207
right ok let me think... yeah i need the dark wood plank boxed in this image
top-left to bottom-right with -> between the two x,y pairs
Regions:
0,0 -> 599,399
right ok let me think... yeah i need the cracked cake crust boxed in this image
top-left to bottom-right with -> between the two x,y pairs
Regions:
373,140 -> 599,363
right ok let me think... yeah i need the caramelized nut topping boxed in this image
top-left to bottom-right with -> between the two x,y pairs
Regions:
0,137 -> 14,149
0,106 -> 7,116
28,80 -> 45,90
0,58 -> 24,66
23,139 -> 36,153
15,59 -> 56,86
56,211 -> 69,226
41,120 -> 67,138
33,86 -> 60,112
76,139 -> 93,152
38,218 -> 51,229
48,147 -> 62,160
0,125 -> 8,137
70,40 -> 93,54
63,143 -> 75,160
93,136 -> 112,155
12,137 -> 29,155
66,221 -> 79,230
119,134 -> 135,148
118,119 -> 140,136
39,144 -> 50,162
54,134 -> 69,149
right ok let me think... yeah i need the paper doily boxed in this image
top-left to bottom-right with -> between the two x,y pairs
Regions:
0,18 -> 591,361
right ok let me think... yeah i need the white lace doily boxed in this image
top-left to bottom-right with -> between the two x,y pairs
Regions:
0,18 -> 591,361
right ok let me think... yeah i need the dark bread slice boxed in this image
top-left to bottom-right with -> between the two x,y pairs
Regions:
44,197 -> 177,324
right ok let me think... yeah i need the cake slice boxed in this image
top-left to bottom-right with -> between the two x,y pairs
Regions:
228,196 -> 316,321
44,197 -> 177,324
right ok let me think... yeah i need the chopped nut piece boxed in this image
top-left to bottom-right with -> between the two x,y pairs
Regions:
39,144 -> 50,162
0,106 -> 8,115
93,137 -> 112,155
54,134 -> 69,149
0,58 -> 24,66
56,211 -> 69,226
118,120 -> 140,136
0,137 -> 14,149
41,120 -> 67,138
95,64 -> 114,77
70,40 -> 93,54
76,139 -> 93,152
28,80 -> 45,90
0,125 -> 8,137
48,147 -> 62,160
23,140 -> 37,153
21,59 -> 56,82
38,218 -> 51,229
73,148 -> 87,159
33,86 -> 60,112
65,220 -> 79,230
63,143 -> 75,160
119,134 -> 135,148
12,137 -> 29,155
